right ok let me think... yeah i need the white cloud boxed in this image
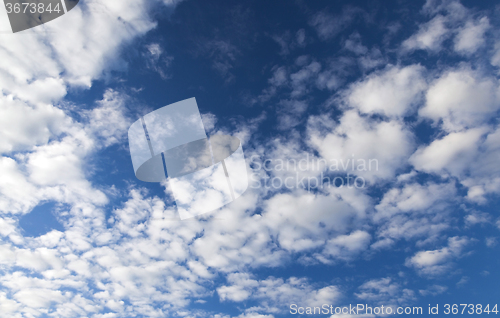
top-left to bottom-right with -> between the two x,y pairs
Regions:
323,230 -> 371,261
144,43 -> 174,79
262,191 -> 368,255
454,17 -> 490,54
344,33 -> 368,55
464,211 -> 491,226
409,128 -> 487,176
218,273 -> 341,314
308,110 -> 415,182
374,182 -> 456,222
419,284 -> 447,296
290,61 -> 321,97
1,0 -> 499,316
492,41 -> 500,69
419,67 -> 500,131
485,237 -> 497,248
406,236 -> 470,276
402,15 -> 449,52
347,65 -> 426,117
86,90 -> 132,147
0,97 -> 69,154
355,277 -> 415,306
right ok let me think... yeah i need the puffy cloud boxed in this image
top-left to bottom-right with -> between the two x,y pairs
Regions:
346,65 -> 426,117
355,277 -> 415,306
402,1 -> 490,56
308,110 -> 415,182
492,41 -> 500,69
419,67 -> 500,132
344,33 -> 368,55
322,230 -> 371,261
0,97 -> 69,154
86,90 -> 133,147
1,0 -> 500,316
217,273 -> 341,313
409,128 -> 486,176
402,15 -> 449,52
374,182 -> 456,222
262,191 -> 368,255
406,236 -> 471,276
290,61 -> 321,97
464,211 -> 491,227
454,17 -> 490,54
0,0 -> 159,92
372,181 -> 458,248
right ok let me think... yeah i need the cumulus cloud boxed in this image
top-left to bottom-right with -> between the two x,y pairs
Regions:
409,128 -> 487,176
346,65 -> 426,117
419,67 -> 500,132
402,15 -> 449,52
454,17 -> 490,54
406,236 -> 471,276
308,110 -> 415,182
217,273 -> 341,314
355,277 -> 415,306
322,230 -> 371,261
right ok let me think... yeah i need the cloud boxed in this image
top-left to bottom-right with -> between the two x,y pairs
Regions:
485,237 -> 497,248
402,0 -> 483,55
344,33 -> 368,55
322,230 -> 371,261
409,128 -> 486,176
308,110 -> 415,182
355,277 -> 415,306
0,0 -> 159,90
217,273 -> 341,314
464,211 -> 491,227
419,284 -> 448,296
86,90 -> 133,147
402,15 -> 449,52
261,191 -> 368,255
0,98 -> 69,154
346,65 -> 426,117
144,43 -> 174,79
492,41 -> 500,69
454,17 -> 490,54
199,39 -> 240,82
418,67 -> 500,132
406,236 -> 471,276
276,99 -> 308,130
1,0 -> 500,316
290,61 -> 322,97
310,7 -> 363,41
374,181 -> 456,222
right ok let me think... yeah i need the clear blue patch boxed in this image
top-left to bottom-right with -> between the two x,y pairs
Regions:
19,202 -> 65,237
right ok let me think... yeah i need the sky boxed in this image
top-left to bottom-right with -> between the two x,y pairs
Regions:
0,0 -> 500,317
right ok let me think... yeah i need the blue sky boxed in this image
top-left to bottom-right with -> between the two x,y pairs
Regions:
0,0 -> 500,317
